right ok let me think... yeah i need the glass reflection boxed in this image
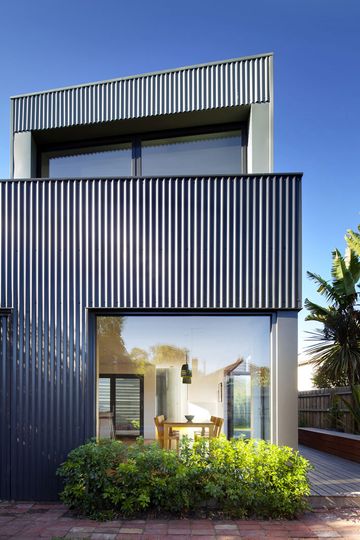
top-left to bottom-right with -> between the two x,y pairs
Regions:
48,144 -> 132,178
142,131 -> 242,176
96,315 -> 270,442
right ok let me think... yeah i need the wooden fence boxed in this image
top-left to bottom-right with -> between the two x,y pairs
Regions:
298,387 -> 355,433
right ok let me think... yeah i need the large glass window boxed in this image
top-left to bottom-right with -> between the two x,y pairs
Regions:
96,315 -> 270,442
42,129 -> 243,178
45,143 -> 132,178
141,131 -> 242,176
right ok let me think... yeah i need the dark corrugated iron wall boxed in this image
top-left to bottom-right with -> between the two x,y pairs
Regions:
0,174 -> 301,500
0,313 -> 11,499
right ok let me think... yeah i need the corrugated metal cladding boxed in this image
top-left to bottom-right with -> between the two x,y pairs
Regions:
0,174 -> 301,499
12,55 -> 272,133
0,313 -> 11,499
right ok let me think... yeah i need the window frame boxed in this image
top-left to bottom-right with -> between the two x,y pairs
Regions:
99,373 -> 145,437
92,311 -> 272,441
39,122 -> 248,177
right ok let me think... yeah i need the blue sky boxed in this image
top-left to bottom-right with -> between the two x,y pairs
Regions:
0,0 -> 359,354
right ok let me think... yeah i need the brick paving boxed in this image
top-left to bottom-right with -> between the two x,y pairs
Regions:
0,502 -> 359,539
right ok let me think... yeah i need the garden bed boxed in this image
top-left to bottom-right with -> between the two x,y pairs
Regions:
299,427 -> 360,463
57,437 -> 311,520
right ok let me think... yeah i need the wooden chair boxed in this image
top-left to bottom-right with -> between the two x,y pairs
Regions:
195,416 -> 224,440
212,416 -> 224,437
154,415 -> 180,450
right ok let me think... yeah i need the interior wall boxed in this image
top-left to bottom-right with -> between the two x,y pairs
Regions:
188,360 -> 224,421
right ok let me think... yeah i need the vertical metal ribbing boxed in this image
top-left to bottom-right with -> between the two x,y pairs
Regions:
225,178 -> 230,308
271,177 -> 277,309
0,185 -> 4,304
12,55 -> 272,132
218,178 -> 223,308
232,177 -> 236,308
167,179 -> 172,307
0,191 -> 9,498
187,178 -> 191,307
199,178 -> 204,308
250,177 -> 255,308
193,178 -> 198,307
142,180 -> 146,307
129,179 -> 134,308
174,179 -> 178,308
135,180 -> 140,308
0,313 -> 10,499
180,178 -> 184,308
212,178 -> 217,307
155,178 -> 159,308
161,180 -> 166,307
0,174 -> 301,500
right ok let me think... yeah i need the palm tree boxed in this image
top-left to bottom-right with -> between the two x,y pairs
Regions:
346,225 -> 360,258
305,247 -> 360,386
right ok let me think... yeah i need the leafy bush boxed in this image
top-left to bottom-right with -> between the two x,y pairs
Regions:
57,436 -> 311,520
179,437 -> 310,519
312,366 -> 349,389
57,438 -> 128,519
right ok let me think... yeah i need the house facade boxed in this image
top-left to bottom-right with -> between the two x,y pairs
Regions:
0,53 -> 302,501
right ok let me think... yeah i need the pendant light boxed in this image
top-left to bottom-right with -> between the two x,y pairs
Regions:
181,350 -> 192,384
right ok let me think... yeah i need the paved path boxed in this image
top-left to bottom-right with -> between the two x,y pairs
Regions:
300,445 -> 360,497
0,502 -> 360,539
1,448 -> 360,539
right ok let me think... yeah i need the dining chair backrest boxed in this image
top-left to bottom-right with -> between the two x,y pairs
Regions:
154,415 -> 165,434
154,415 -> 165,446
212,416 -> 224,437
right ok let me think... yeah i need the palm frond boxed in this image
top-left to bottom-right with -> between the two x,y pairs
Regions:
331,249 -> 358,304
306,239 -> 360,386
304,298 -> 331,322
306,271 -> 342,305
345,246 -> 360,284
305,324 -> 360,385
346,226 -> 360,258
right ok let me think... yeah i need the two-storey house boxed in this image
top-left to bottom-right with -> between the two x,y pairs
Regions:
0,53 -> 302,500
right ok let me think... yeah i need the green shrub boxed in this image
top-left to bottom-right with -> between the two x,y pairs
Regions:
57,438 -> 127,519
57,436 -> 311,520
179,437 -> 311,518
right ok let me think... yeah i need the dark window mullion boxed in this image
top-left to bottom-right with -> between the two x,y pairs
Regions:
241,130 -> 247,174
132,137 -> 141,176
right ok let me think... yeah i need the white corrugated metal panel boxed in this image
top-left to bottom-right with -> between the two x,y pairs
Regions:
11,54 -> 272,133
0,173 -> 301,500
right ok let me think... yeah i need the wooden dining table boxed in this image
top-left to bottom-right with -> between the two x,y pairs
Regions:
163,419 -> 215,450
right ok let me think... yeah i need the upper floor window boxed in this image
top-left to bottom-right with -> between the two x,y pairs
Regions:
141,131 -> 242,176
44,143 -> 132,178
42,128 -> 243,178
